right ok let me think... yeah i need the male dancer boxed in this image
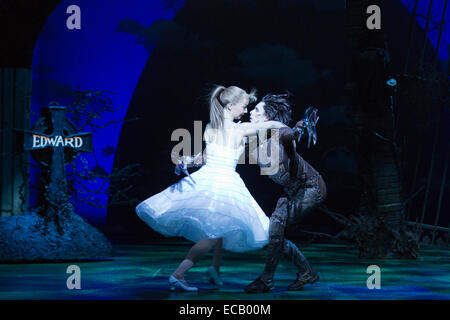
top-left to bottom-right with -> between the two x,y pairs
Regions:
244,93 -> 326,293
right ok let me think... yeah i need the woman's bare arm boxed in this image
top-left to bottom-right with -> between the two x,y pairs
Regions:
237,120 -> 287,137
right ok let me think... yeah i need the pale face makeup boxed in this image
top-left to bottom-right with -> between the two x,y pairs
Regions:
250,102 -> 269,123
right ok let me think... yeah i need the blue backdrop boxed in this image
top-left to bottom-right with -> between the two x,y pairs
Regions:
30,0 -> 449,223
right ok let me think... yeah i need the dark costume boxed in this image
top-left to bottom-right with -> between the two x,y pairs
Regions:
245,127 -> 327,292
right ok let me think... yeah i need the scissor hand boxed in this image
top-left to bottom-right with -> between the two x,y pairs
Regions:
293,107 -> 319,147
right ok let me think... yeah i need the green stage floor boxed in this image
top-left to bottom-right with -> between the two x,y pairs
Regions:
0,243 -> 449,300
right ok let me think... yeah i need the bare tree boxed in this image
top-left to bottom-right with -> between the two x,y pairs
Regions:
64,88 -> 141,210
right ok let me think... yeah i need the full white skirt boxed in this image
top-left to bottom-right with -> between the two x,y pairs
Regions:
136,165 -> 269,252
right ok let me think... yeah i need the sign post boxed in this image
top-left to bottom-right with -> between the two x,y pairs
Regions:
24,105 -> 92,217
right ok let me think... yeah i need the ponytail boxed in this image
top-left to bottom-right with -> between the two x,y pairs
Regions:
209,86 -> 226,129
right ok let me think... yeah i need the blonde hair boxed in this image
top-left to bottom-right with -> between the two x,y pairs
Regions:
209,85 -> 257,129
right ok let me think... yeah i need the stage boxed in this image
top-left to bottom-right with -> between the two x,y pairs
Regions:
1,242 -> 449,300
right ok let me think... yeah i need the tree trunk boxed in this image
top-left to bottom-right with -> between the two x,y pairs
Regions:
346,0 -> 418,258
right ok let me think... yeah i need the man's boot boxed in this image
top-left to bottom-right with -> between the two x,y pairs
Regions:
283,240 -> 319,291
244,275 -> 274,293
287,268 -> 319,291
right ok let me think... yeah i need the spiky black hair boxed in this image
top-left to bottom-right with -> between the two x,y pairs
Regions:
261,92 -> 293,126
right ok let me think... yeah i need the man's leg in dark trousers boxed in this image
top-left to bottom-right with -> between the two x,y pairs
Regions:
282,240 -> 314,275
282,239 -> 319,290
260,197 -> 289,284
281,189 -> 320,290
244,197 -> 289,293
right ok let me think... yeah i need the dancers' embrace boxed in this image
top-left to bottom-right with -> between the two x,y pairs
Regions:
136,85 -> 286,291
135,85 -> 326,292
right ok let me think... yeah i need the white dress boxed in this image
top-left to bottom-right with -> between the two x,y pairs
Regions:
136,124 -> 269,252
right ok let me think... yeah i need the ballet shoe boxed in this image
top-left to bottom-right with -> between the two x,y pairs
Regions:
206,266 -> 223,286
169,275 -> 198,292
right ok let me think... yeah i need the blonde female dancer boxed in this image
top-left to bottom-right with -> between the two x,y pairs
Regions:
136,85 -> 286,291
